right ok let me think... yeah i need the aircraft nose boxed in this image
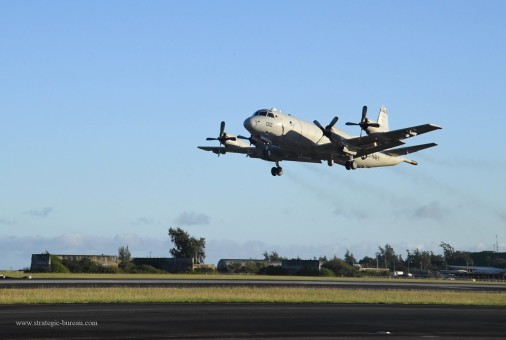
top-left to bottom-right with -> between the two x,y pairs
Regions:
243,117 -> 256,132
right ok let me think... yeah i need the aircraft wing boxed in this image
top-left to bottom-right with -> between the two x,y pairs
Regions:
344,123 -> 441,154
198,146 -> 255,156
354,140 -> 405,158
383,143 -> 438,157
372,124 -> 442,142
198,146 -> 321,163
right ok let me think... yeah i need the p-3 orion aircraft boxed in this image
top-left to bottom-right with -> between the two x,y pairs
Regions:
198,105 -> 441,176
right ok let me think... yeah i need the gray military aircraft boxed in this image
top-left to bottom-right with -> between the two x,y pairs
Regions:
198,105 -> 441,176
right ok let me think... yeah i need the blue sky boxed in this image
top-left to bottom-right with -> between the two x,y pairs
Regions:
1,1 -> 505,269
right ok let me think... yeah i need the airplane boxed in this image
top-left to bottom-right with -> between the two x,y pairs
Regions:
198,105 -> 441,176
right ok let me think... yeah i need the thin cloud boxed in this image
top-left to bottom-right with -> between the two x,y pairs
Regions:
22,207 -> 53,218
174,212 -> 210,226
333,208 -> 368,220
0,218 -> 16,225
412,202 -> 446,220
498,212 -> 506,223
131,217 -> 155,226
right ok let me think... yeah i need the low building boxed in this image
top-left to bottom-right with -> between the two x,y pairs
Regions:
282,259 -> 321,275
132,257 -> 193,273
31,254 -> 51,272
439,265 -> 506,280
31,253 -> 215,273
217,258 -> 321,275
30,253 -> 119,272
217,259 -> 281,272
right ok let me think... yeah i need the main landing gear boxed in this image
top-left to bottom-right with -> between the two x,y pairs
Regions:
345,160 -> 358,171
271,161 -> 283,176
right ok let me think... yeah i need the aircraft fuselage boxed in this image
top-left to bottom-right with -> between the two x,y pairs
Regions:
243,108 -> 402,168
200,106 -> 440,175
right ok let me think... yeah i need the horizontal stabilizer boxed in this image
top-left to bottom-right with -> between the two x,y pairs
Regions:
384,143 -> 438,157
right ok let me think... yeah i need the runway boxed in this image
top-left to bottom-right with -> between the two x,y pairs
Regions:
2,279 -> 505,338
2,277 -> 506,292
2,303 -> 506,339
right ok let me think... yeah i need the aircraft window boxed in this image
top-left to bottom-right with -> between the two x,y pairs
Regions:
254,110 -> 268,116
267,112 -> 275,118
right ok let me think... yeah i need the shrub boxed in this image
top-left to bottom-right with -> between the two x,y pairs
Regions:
322,258 -> 360,277
320,267 -> 335,277
50,256 -> 69,273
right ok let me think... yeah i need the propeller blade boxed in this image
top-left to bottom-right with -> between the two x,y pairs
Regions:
314,117 -> 338,139
219,121 -> 225,137
345,122 -> 360,126
326,116 -> 338,130
313,120 -> 325,131
206,137 -> 219,141
238,135 -> 256,145
361,106 -> 368,122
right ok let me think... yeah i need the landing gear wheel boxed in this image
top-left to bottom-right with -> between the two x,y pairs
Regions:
271,166 -> 283,176
350,160 -> 358,170
345,160 -> 357,170
327,159 -> 334,167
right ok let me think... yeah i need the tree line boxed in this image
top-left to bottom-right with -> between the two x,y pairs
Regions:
219,242 -> 506,276
38,227 -> 506,275
356,242 -> 506,272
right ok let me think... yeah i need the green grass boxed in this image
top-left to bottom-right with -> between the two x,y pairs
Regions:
1,287 -> 505,305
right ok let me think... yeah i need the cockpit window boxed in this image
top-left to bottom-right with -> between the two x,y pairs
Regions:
254,109 -> 268,116
253,109 -> 275,118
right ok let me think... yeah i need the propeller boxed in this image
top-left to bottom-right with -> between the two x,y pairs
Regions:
346,106 -> 380,129
206,121 -> 237,144
314,116 -> 339,139
345,106 -> 379,136
206,121 -> 236,156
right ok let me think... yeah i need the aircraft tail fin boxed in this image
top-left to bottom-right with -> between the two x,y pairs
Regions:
377,105 -> 389,132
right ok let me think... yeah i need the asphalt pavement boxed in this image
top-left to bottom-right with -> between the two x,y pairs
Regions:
2,303 -> 506,339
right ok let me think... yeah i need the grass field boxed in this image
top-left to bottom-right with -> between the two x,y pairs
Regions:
1,286 -> 506,305
1,272 -> 505,305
